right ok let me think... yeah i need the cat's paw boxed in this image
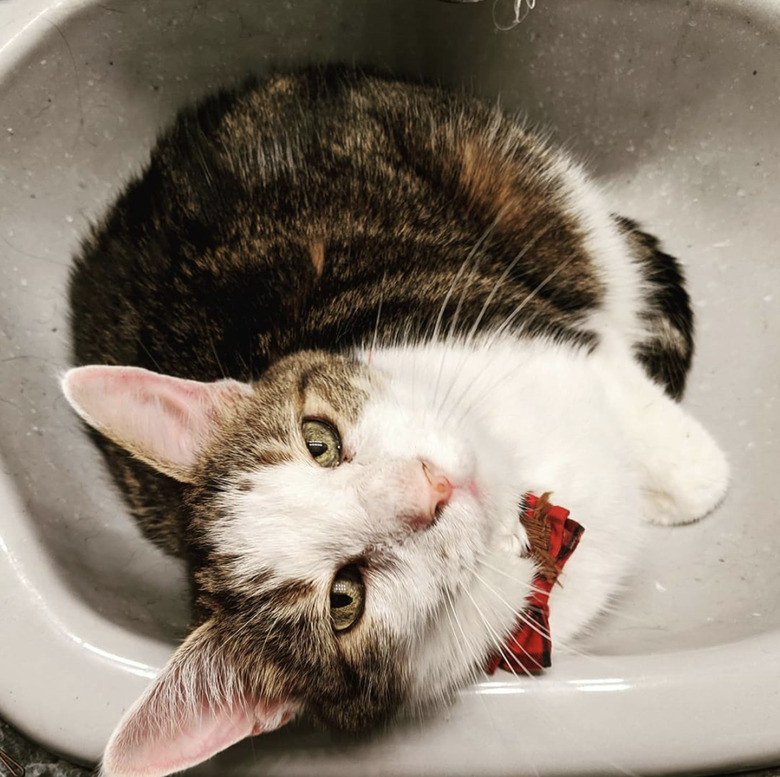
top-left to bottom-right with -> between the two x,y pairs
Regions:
640,417 -> 730,526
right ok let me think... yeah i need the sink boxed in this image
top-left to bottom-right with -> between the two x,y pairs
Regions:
1,0 -> 779,774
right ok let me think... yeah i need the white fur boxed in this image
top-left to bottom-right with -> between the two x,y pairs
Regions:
214,323 -> 729,712
553,153 -> 649,344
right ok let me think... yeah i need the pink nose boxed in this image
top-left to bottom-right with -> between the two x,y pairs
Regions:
422,461 -> 453,517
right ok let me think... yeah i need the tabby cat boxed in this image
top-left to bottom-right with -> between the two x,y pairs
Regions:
61,67 -> 729,777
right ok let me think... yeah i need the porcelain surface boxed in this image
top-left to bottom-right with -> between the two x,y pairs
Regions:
1,0 -> 779,774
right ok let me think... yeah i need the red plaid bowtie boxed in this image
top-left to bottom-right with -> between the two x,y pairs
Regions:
485,492 -> 584,675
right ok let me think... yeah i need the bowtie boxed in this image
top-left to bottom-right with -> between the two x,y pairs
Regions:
485,492 -> 584,675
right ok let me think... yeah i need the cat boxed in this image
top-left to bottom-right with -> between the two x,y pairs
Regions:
60,66 -> 729,777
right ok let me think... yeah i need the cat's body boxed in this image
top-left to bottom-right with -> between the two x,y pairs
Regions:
62,68 -> 729,777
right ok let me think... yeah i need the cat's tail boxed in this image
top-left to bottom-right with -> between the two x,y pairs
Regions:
615,216 -> 694,400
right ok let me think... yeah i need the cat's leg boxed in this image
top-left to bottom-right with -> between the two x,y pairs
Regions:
586,217 -> 728,524
593,341 -> 730,526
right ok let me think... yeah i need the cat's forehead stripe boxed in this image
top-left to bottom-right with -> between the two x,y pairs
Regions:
295,359 -> 369,424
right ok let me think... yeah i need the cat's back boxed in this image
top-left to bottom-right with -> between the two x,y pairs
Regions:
70,67 -> 604,383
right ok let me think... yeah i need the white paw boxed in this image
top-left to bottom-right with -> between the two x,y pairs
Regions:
641,417 -> 730,526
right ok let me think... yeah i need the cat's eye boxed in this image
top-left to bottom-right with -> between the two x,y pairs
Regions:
302,419 -> 342,467
330,566 -> 365,632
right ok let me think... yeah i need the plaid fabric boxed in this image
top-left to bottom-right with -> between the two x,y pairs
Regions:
485,493 -> 584,675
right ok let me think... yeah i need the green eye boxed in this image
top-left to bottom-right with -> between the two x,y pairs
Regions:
330,566 -> 365,632
302,419 -> 342,468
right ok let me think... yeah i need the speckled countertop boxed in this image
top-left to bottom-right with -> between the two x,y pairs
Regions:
2,715 -> 780,777
0,720 -> 89,777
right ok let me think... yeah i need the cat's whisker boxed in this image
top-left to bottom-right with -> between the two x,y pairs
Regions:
444,584 -> 503,686
431,211 -> 506,407
433,337 -> 472,421
446,318 -> 550,427
473,558 -> 614,662
459,582 -> 641,777
459,583 -> 538,681
464,222 -> 554,347
443,241 -> 486,345
443,217 -> 497,341
440,339 -> 526,428
368,271 -> 387,367
468,564 -> 556,647
444,588 -> 500,697
442,311 -> 539,426
430,230 -> 485,344
137,339 -> 164,374
432,219 -> 556,423
205,328 -> 228,380
487,250 -> 582,347
476,557 -> 534,589
230,607 -> 269,641
480,559 -> 642,664
442,247 -> 577,426
430,230 -> 487,419
442,588 -> 478,672
448,347 -> 522,428
258,611 -> 287,655
231,604 -> 288,656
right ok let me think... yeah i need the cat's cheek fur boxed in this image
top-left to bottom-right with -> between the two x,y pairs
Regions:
213,462 -> 373,586
405,547 -> 539,706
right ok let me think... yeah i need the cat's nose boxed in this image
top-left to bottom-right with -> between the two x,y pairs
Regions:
421,461 -> 453,519
396,460 -> 455,531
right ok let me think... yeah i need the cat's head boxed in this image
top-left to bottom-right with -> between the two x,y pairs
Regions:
61,348 -> 534,777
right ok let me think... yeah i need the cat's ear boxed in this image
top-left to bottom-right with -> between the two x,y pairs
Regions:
61,365 -> 254,482
102,621 -> 300,777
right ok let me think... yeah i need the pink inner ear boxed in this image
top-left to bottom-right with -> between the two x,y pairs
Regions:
102,621 -> 300,777
104,695 -> 298,777
61,365 -> 252,482
118,703 -> 254,777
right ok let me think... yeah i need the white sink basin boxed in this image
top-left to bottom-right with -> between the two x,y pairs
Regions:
1,0 -> 779,774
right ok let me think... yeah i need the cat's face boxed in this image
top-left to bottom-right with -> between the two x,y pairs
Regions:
61,348 -> 535,774
191,348 -> 531,727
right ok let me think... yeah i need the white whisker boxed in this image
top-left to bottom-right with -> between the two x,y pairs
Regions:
464,222 -> 554,345
473,559 -> 614,662
485,249 -> 583,347
368,270 -> 387,365
460,583 -> 537,681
